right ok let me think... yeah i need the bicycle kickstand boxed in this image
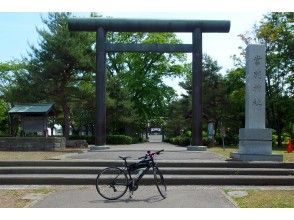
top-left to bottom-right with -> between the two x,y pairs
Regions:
129,189 -> 134,199
129,179 -> 135,199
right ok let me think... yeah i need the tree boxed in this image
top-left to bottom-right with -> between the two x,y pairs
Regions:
1,13 -> 189,140
0,61 -> 28,135
106,31 -> 188,134
165,55 -> 227,143
106,73 -> 141,136
0,61 -> 25,96
23,13 -> 95,139
222,67 -> 246,143
0,99 -> 9,135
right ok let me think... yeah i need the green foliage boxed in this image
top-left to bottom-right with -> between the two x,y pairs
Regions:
164,99 -> 191,137
106,74 -> 141,136
69,134 -> 143,145
0,61 -> 24,94
131,136 -> 144,144
106,31 -> 188,124
165,54 -> 229,142
165,135 -> 191,146
0,99 -> 9,135
2,13 -> 96,139
106,135 -> 133,145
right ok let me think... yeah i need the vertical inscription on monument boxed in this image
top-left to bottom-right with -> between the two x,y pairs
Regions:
245,45 -> 266,129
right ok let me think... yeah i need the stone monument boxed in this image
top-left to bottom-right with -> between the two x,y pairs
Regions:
231,44 -> 283,161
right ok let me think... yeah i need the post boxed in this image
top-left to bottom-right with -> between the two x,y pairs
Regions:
191,28 -> 203,147
95,27 -> 106,146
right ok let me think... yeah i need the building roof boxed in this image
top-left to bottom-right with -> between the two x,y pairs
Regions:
8,103 -> 54,114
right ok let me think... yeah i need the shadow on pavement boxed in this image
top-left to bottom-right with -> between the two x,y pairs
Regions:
90,195 -> 164,204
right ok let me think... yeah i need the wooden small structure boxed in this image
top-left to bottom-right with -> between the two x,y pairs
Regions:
8,103 -> 54,136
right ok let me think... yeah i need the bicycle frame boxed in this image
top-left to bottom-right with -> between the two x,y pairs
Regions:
122,157 -> 156,187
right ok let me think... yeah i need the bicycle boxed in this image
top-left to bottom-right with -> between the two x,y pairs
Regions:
95,149 -> 166,200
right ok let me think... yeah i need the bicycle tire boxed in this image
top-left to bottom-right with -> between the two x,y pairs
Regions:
153,166 -> 167,199
96,167 -> 128,200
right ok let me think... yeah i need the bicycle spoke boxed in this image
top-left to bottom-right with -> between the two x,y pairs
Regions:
96,167 -> 128,200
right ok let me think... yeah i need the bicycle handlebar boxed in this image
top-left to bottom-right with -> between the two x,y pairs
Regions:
138,149 -> 164,160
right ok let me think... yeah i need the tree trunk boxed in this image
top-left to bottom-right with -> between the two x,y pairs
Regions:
91,124 -> 94,136
62,100 -> 70,140
214,120 -> 219,145
51,125 -> 54,136
85,125 -> 89,136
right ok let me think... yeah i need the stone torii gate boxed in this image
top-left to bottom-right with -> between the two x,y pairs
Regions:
68,18 -> 230,148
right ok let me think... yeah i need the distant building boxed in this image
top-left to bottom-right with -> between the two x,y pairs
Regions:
150,127 -> 161,135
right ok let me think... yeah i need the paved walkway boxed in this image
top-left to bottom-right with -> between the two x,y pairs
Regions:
32,185 -> 236,208
63,142 -> 225,161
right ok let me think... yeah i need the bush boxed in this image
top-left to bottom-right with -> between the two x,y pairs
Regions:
69,135 -> 95,144
69,135 -> 134,145
106,135 -> 133,145
165,135 -> 190,146
131,136 -> 144,144
215,132 -> 238,146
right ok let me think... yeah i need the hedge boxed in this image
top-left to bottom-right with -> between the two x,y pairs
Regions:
165,135 -> 191,146
69,135 -> 133,145
106,135 -> 133,145
69,135 -> 95,144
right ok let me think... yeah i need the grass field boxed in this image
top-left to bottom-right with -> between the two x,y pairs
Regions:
208,146 -> 294,162
0,148 -> 84,160
225,189 -> 294,208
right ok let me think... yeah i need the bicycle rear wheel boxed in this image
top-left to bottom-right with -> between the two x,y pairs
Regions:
96,167 -> 128,200
153,166 -> 167,198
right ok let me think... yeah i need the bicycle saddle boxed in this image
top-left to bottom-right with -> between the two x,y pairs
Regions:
119,156 -> 131,160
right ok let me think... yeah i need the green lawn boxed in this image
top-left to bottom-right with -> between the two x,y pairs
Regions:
208,146 -> 294,162
225,189 -> 294,208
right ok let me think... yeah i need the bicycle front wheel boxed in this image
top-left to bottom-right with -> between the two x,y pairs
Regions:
153,166 -> 167,199
96,167 -> 128,200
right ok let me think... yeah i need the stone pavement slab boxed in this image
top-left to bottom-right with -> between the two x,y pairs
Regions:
32,185 -> 236,208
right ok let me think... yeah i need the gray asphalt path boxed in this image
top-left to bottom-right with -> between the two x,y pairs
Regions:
148,135 -> 163,143
32,185 -> 236,208
64,142 -> 225,161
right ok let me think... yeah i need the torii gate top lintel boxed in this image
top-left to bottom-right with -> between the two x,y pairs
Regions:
68,18 -> 230,33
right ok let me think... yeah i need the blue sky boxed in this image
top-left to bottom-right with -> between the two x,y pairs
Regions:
0,13 -> 46,61
0,11 -> 267,95
2,0 -> 291,96
0,0 -> 292,71
0,11 -> 265,68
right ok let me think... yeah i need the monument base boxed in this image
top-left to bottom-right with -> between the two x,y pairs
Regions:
187,146 -> 207,151
88,145 -> 109,151
230,152 -> 283,162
